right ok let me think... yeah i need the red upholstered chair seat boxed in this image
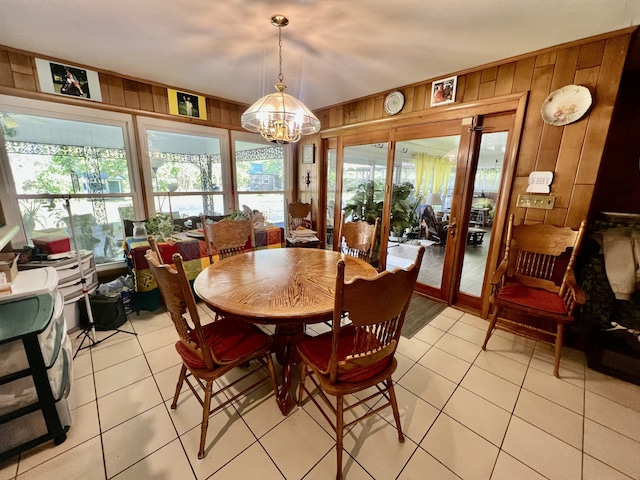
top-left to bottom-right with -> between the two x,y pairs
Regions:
298,326 -> 390,383
176,318 -> 269,369
496,284 -> 567,314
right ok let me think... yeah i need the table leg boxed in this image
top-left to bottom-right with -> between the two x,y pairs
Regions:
273,325 -> 305,415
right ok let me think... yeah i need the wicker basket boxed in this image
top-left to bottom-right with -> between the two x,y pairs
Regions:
11,247 -> 33,264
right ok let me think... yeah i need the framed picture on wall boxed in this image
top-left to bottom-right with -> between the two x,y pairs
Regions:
430,75 -> 457,107
168,88 -> 207,120
35,58 -> 102,102
302,144 -> 315,164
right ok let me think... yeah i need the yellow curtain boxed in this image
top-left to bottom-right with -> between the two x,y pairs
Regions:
414,153 -> 451,197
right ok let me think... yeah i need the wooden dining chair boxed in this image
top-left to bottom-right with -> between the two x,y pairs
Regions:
286,200 -> 319,248
297,246 -> 424,480
144,248 -> 277,460
337,214 -> 380,266
201,216 -> 254,263
482,214 -> 587,377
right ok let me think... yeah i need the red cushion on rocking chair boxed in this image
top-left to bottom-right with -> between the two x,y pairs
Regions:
497,284 -> 567,314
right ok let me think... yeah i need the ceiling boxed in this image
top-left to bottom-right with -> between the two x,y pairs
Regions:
1,1 -> 640,111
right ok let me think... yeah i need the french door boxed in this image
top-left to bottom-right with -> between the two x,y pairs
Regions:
386,113 -> 515,311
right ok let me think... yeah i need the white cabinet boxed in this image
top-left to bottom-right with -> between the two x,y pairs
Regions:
19,251 -> 98,330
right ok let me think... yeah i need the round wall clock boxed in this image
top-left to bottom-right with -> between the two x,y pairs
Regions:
384,91 -> 405,115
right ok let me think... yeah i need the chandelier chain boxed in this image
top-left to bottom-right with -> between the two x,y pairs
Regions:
278,26 -> 284,83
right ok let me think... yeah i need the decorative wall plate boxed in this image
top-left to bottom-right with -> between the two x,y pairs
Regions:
384,91 -> 405,115
541,85 -> 592,126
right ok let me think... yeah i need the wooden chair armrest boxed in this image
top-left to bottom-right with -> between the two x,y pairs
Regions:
565,271 -> 586,304
490,259 -> 508,285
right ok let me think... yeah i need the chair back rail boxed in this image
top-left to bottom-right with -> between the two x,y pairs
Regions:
337,215 -> 380,265
201,216 -> 254,262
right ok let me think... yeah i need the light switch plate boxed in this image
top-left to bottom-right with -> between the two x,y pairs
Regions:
516,194 -> 556,210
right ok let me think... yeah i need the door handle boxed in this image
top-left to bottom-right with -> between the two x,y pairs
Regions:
449,218 -> 457,238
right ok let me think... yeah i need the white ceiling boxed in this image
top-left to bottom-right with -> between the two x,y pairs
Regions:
2,1 -> 640,111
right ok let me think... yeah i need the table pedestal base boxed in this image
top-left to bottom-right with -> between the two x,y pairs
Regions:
273,324 -> 305,414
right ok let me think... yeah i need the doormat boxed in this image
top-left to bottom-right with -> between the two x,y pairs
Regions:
401,293 -> 448,339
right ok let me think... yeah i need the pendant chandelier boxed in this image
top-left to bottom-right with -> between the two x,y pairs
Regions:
241,15 -> 320,144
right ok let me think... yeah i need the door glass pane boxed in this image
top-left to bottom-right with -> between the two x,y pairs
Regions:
234,139 -> 286,227
2,112 -> 135,265
459,131 -> 507,296
326,147 -> 336,249
386,136 -> 460,290
340,143 -> 388,263
146,129 -> 225,217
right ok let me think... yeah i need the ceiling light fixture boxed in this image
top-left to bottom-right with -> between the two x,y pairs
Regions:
241,15 -> 320,144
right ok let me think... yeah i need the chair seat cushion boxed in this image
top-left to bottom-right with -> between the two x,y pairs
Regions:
298,326 -> 390,383
497,284 -> 567,314
176,318 -> 269,369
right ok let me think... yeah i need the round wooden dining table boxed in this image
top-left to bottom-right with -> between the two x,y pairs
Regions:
193,248 -> 378,414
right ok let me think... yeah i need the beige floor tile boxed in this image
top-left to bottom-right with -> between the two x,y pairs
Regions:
98,376 -> 163,432
209,442 -> 284,479
343,415 -> 419,480
16,436 -> 105,480
398,448 -> 461,479
399,363 -> 457,410
522,367 -> 584,414
102,404 -> 177,478
89,321 -> 137,352
129,309 -> 171,336
181,406 -> 260,480
502,416 -> 582,480
584,418 -> 640,479
396,335 -> 431,362
529,343 -> 585,387
439,307 -> 465,320
376,384 -> 440,445
72,352 -> 93,379
458,312 -> 489,330
418,346 -> 471,384
433,333 -> 482,363
306,449 -> 374,480
421,414 -> 499,480
514,389 -> 583,449
394,350 -> 417,380
167,386 -> 230,436
447,321 -> 487,346
91,336 -> 143,372
137,325 -> 178,353
233,383 -> 285,439
0,457 -> 17,480
93,354 -> 152,398
585,369 -> 640,413
428,314 -> 458,332
413,324 -> 446,346
583,453 -> 635,480
460,366 -> 520,412
152,363 -> 183,401
482,332 -> 535,365
473,349 -> 528,386
144,342 -> 181,374
585,390 -> 640,443
112,438 -> 194,480
17,401 -> 100,474
67,373 -> 96,410
260,408 -> 335,480
443,387 -> 510,446
491,451 -> 547,480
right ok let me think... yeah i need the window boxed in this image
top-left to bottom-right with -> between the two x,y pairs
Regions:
232,131 -> 289,227
0,95 -> 140,265
136,117 -> 230,218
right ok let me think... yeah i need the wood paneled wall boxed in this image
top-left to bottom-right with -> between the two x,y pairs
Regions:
312,28 -> 636,229
0,47 -> 247,129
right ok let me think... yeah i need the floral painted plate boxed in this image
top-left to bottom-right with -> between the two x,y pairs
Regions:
541,85 -> 592,126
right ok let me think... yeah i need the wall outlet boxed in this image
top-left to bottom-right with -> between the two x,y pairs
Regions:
516,194 -> 556,210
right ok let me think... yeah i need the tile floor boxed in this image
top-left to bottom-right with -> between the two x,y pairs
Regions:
2,304 -> 640,480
